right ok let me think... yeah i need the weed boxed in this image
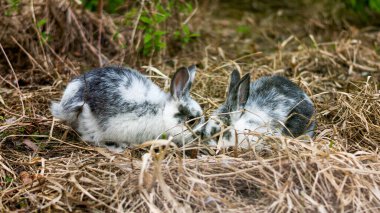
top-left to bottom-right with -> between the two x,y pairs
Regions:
124,7 -> 137,25
344,0 -> 380,24
106,0 -> 125,13
4,0 -> 20,16
136,0 -> 199,56
236,25 -> 251,37
174,25 -> 200,44
160,132 -> 168,139
37,18 -> 50,43
81,0 -> 125,13
16,198 -> 28,209
5,176 -> 13,183
78,0 -> 199,56
348,0 -> 380,13
138,5 -> 170,56
329,140 -> 335,148
174,2 -> 199,44
18,127 -> 25,134
81,0 -> 97,11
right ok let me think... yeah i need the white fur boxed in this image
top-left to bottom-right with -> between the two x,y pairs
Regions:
77,89 -> 196,147
218,106 -> 279,149
60,80 -> 82,104
205,103 -> 288,150
100,106 -> 166,145
119,79 -> 166,104
76,104 -> 102,143
51,80 -> 84,123
163,99 -> 204,144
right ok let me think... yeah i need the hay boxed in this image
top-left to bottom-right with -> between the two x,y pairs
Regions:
1,0 -> 380,212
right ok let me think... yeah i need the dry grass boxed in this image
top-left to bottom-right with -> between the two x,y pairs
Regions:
1,0 -> 380,212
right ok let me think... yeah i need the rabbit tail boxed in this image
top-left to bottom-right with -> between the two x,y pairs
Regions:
51,79 -> 85,125
51,101 -> 84,124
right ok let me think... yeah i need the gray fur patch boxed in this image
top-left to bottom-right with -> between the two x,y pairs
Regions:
247,76 -> 315,136
57,66 -> 162,128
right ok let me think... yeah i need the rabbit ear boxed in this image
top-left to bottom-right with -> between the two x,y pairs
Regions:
170,65 -> 197,99
227,73 -> 250,111
237,73 -> 250,107
187,65 -> 197,83
228,69 -> 241,95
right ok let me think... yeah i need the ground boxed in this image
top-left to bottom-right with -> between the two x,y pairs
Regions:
1,0 -> 380,212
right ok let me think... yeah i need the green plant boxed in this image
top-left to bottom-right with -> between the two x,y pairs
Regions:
37,18 -> 50,43
81,0 -> 199,56
16,198 -> 28,209
106,0 -> 125,13
160,132 -> 168,139
173,2 -> 199,44
339,0 -> 380,25
236,25 -> 251,37
81,0 -> 98,11
124,7 -> 138,25
5,176 -> 13,183
329,140 -> 335,148
174,25 -> 200,44
81,0 -> 126,14
18,127 -> 25,134
5,0 -> 20,16
347,0 -> 380,13
134,0 -> 199,56
138,4 -> 171,56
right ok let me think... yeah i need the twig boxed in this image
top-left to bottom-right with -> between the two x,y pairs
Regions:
11,36 -> 52,78
97,0 -> 104,67
182,0 -> 198,25
0,43 -> 25,117
130,0 -> 145,50
30,0 -> 49,69
69,7 -> 108,64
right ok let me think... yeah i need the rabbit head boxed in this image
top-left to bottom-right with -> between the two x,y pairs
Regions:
163,65 -> 204,144
202,70 -> 252,146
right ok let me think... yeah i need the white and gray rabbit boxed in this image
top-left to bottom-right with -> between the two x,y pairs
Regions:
51,65 -> 204,152
202,70 -> 316,149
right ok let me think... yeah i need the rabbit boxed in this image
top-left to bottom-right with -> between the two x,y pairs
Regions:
51,65 -> 204,152
202,70 -> 316,149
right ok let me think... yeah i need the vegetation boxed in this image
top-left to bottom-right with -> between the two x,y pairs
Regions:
348,0 -> 380,13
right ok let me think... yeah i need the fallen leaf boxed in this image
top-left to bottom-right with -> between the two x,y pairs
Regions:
19,171 -> 33,185
94,147 -> 114,159
143,171 -> 155,191
0,94 -> 6,107
23,139 -> 39,152
5,116 -> 16,124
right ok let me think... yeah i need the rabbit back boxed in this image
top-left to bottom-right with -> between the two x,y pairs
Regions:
77,67 -> 166,128
246,75 -> 315,137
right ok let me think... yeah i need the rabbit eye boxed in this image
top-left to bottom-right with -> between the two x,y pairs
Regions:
187,116 -> 199,128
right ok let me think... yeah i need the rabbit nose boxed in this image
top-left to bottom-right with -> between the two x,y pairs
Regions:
210,126 -> 221,136
194,129 -> 204,138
